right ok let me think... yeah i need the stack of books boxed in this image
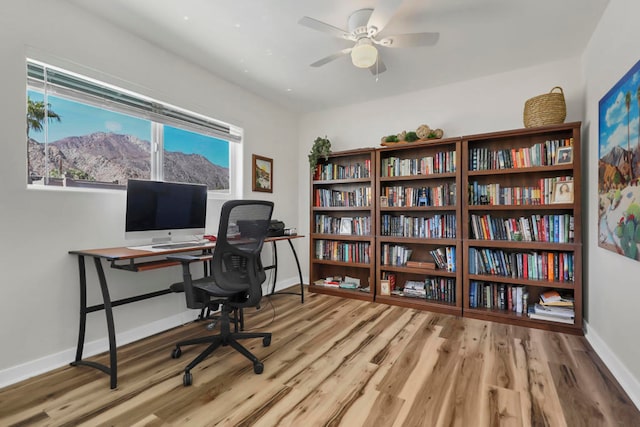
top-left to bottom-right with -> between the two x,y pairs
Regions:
403,280 -> 426,299
527,290 -> 575,324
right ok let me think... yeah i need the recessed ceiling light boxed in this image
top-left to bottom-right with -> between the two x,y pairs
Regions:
235,23 -> 241,28
243,69 -> 249,73
183,16 -> 189,21
286,88 -> 292,92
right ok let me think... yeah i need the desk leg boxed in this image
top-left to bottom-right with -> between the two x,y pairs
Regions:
270,241 -> 278,295
94,257 -> 118,389
73,255 -> 88,362
70,256 -> 118,389
287,239 -> 305,303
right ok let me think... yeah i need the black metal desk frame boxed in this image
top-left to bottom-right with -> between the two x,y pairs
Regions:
69,235 -> 304,389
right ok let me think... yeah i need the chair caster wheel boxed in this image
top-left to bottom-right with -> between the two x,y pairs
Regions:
171,347 -> 182,359
253,362 -> 264,374
183,371 -> 193,386
263,336 -> 271,347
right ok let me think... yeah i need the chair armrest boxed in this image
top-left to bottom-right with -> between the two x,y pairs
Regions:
166,254 -> 213,263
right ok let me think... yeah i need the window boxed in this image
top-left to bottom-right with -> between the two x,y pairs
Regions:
26,59 -> 241,195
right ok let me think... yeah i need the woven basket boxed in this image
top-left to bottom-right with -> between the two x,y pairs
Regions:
523,86 -> 566,128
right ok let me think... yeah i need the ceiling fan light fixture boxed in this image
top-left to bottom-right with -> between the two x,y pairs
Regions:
351,38 -> 378,68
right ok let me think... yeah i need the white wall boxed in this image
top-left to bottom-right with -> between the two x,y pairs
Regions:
583,0 -> 640,404
298,56 -> 585,272
0,0 -> 300,385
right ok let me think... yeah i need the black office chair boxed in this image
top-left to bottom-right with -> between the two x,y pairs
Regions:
167,200 -> 274,386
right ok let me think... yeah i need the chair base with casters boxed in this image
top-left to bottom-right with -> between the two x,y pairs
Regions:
171,303 -> 271,386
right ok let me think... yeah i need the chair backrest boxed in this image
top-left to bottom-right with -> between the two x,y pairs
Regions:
210,200 -> 274,308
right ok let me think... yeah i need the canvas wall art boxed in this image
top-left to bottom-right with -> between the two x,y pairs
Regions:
598,58 -> 640,260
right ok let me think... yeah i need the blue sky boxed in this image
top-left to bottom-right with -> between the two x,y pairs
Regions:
28,91 -> 229,167
599,59 -> 640,159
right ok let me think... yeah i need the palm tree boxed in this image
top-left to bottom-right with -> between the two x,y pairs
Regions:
27,97 -> 61,180
625,91 -> 632,181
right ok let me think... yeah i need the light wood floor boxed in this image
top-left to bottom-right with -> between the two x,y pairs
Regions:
1,289 -> 638,426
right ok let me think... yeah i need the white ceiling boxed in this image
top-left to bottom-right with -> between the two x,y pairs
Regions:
66,0 -> 609,113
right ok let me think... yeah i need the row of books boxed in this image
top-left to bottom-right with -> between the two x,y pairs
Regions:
468,176 -> 572,206
469,248 -> 574,282
397,278 -> 456,303
430,246 -> 456,272
470,213 -> 574,243
314,240 -> 370,263
381,183 -> 456,207
313,187 -> 372,208
468,138 -> 573,171
380,151 -> 456,177
380,244 -> 413,267
313,160 -> 371,181
380,214 -> 456,239
314,214 -> 371,236
469,282 -> 529,312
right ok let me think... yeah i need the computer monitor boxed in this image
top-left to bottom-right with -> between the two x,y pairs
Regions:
125,179 -> 208,243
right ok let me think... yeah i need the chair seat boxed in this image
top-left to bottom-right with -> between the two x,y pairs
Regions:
194,281 -> 249,298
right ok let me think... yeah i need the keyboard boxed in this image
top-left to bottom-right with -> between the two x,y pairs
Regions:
151,241 -> 207,249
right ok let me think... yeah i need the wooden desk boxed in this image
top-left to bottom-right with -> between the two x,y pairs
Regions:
69,235 -> 304,389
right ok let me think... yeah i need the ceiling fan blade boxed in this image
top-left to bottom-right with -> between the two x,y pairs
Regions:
366,0 -> 404,35
310,48 -> 353,67
377,32 -> 440,48
369,58 -> 387,75
298,16 -> 353,40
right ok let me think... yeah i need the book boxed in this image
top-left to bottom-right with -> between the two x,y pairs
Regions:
406,260 -> 436,269
527,306 -> 574,324
532,303 -> 574,318
540,290 -> 561,303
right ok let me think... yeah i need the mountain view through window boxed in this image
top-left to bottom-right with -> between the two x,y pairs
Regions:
27,90 -> 230,190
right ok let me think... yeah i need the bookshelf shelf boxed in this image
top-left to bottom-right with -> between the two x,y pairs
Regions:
467,164 -> 574,176
308,284 -> 373,301
379,172 -> 457,182
467,274 -> 576,289
378,236 -> 457,245
467,204 -> 574,211
380,264 -> 457,277
375,294 -> 460,315
467,240 -> 579,251
380,206 -> 456,212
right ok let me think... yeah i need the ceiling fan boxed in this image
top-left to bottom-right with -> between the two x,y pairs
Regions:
298,1 -> 439,75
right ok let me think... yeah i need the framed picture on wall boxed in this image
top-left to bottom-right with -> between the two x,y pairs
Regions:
252,154 -> 273,193
598,58 -> 640,261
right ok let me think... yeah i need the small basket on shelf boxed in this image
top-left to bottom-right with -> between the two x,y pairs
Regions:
523,86 -> 566,128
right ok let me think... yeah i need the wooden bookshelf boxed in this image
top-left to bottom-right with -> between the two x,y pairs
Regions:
308,123 -> 583,334
309,148 -> 376,301
462,122 -> 582,334
375,137 -> 463,316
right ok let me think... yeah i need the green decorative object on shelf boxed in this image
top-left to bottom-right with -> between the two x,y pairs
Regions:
405,131 -> 419,142
308,136 -> 332,171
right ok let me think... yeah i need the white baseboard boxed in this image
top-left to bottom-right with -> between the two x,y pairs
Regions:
0,275 -> 305,389
584,320 -> 640,410
0,310 -> 199,390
